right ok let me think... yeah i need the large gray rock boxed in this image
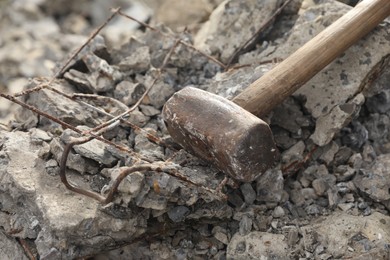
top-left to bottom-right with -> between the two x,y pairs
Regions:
23,80 -> 102,128
354,153 -> 390,211
301,211 -> 390,258
0,130 -> 146,259
263,1 -> 390,146
195,0 -> 283,63
227,231 -> 288,259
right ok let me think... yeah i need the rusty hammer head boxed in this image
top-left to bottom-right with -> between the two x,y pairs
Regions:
162,87 -> 279,182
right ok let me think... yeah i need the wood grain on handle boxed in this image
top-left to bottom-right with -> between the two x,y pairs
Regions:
232,0 -> 390,118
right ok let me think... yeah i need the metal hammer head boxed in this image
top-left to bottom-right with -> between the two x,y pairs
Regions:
162,87 -> 279,182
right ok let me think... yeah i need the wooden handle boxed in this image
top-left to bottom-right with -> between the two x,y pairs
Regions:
232,0 -> 390,117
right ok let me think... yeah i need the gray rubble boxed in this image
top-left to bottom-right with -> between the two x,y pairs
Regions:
354,154 -> 390,211
1,0 -> 390,259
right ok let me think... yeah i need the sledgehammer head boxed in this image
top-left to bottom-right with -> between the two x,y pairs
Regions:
162,87 -> 279,182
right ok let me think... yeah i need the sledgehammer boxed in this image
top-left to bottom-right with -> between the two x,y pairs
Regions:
162,0 -> 390,182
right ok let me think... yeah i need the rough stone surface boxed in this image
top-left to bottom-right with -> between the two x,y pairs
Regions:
301,211 -> 390,258
118,46 -> 151,72
354,154 -> 390,210
273,206 -> 285,218
227,231 -> 288,259
240,183 -> 256,205
212,226 -> 229,245
0,131 -> 147,259
238,214 -> 253,236
272,97 -> 308,134
318,141 -> 339,165
312,94 -> 365,146
50,137 -> 99,175
167,206 -> 190,222
195,0 -> 283,63
256,169 -> 284,203
142,75 -> 175,109
108,168 -> 145,204
282,140 -> 306,164
114,81 -> 146,106
24,81 -> 103,128
68,135 -> 118,167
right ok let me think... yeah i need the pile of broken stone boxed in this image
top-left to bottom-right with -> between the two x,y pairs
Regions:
0,0 -> 389,259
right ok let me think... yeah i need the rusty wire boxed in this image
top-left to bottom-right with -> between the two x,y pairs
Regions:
0,8 -> 229,203
17,238 -> 36,260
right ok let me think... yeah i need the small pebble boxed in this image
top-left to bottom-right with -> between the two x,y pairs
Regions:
337,203 -> 354,211
271,220 -> 278,229
287,227 -> 299,246
272,206 -> 285,218
301,188 -> 318,200
363,207 -> 372,216
358,201 -> 368,209
209,246 -> 218,256
167,206 -> 190,222
45,159 -> 59,176
212,226 -> 229,245
239,215 -> 252,236
305,204 -> 321,215
312,179 -> 327,196
240,183 -> 256,205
